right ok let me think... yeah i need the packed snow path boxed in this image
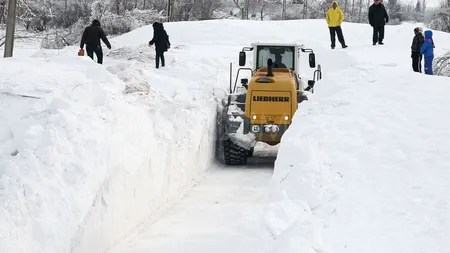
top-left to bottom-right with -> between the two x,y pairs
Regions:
107,158 -> 275,253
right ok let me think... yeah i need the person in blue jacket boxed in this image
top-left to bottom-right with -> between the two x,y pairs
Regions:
420,30 -> 434,75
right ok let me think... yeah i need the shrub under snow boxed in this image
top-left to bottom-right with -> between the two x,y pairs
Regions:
434,51 -> 450,77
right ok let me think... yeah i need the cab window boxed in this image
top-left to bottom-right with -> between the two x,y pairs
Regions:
256,46 -> 295,70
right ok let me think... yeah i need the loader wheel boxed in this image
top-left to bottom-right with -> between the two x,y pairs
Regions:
223,139 -> 248,165
247,147 -> 254,157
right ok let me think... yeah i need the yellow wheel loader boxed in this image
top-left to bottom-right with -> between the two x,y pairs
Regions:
216,42 -> 322,165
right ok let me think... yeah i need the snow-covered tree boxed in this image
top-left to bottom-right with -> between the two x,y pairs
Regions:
434,51 -> 450,77
413,0 -> 424,22
426,0 -> 450,33
386,0 -> 403,23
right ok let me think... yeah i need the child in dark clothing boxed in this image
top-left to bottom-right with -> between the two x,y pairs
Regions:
411,27 -> 424,73
420,30 -> 434,75
149,22 -> 171,69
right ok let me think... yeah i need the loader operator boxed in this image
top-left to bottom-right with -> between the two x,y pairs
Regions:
273,54 -> 287,68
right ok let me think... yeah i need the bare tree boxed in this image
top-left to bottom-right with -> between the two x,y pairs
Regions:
260,1 -> 269,20
259,0 -> 279,20
232,0 -> 250,19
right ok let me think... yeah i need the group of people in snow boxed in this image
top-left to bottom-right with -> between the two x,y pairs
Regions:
325,0 -> 435,75
79,1 -> 435,75
79,19 -> 171,69
412,28 -> 435,75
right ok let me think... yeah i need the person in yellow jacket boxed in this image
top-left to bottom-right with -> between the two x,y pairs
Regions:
326,1 -> 348,49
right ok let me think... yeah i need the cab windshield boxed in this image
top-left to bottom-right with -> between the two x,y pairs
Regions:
256,45 -> 295,70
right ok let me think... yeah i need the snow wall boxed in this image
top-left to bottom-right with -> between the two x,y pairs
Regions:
263,73 -> 343,252
0,55 -> 218,253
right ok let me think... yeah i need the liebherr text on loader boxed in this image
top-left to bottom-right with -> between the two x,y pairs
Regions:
216,42 -> 322,165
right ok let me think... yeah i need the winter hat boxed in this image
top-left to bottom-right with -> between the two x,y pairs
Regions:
414,27 -> 423,33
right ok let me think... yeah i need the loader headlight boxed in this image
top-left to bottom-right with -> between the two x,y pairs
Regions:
264,125 -> 280,133
251,125 -> 260,133
284,116 -> 289,120
252,115 -> 257,120
271,125 -> 280,133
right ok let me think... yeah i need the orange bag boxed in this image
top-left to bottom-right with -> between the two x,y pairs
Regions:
78,49 -> 84,56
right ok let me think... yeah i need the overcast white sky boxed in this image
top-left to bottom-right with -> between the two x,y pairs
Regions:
422,0 -> 439,7
400,0 -> 440,7
378,0 -> 440,7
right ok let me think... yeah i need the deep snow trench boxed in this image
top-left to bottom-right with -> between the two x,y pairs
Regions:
2,18 -> 450,253
107,161 -> 275,253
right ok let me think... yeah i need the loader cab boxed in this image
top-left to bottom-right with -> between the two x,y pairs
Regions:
237,43 -> 319,91
238,43 -> 316,69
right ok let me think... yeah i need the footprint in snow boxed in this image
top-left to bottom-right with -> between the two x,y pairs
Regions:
0,126 -> 14,143
380,63 -> 397,67
171,45 -> 186,50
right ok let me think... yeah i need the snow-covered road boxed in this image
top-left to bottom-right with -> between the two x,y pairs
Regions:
107,157 -> 275,253
3,19 -> 450,253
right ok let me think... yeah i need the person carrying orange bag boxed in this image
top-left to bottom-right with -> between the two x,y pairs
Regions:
80,19 -> 111,64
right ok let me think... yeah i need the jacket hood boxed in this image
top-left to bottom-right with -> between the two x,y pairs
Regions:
331,1 -> 339,7
92,19 -> 101,26
424,30 -> 433,39
153,22 -> 164,30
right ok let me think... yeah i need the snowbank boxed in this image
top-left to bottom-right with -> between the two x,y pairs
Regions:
259,18 -> 450,252
0,56 -> 121,252
264,117 -> 340,252
0,54 -> 216,252
266,60 -> 450,252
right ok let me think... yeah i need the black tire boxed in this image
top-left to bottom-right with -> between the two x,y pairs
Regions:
223,139 -> 248,165
247,147 -> 254,157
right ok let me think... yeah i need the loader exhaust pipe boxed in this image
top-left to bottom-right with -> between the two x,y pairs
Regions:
266,58 -> 274,77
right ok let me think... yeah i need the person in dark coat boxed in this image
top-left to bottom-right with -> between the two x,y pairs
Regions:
149,22 -> 171,68
80,19 -> 111,64
411,27 -> 424,73
368,0 -> 389,45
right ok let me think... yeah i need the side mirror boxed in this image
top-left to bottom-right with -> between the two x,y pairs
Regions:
239,51 -> 246,66
305,80 -> 315,91
309,53 -> 316,68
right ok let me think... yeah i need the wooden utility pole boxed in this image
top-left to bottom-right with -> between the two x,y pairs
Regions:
282,0 -> 286,20
245,0 -> 249,19
167,0 -> 172,22
4,0 -> 17,57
